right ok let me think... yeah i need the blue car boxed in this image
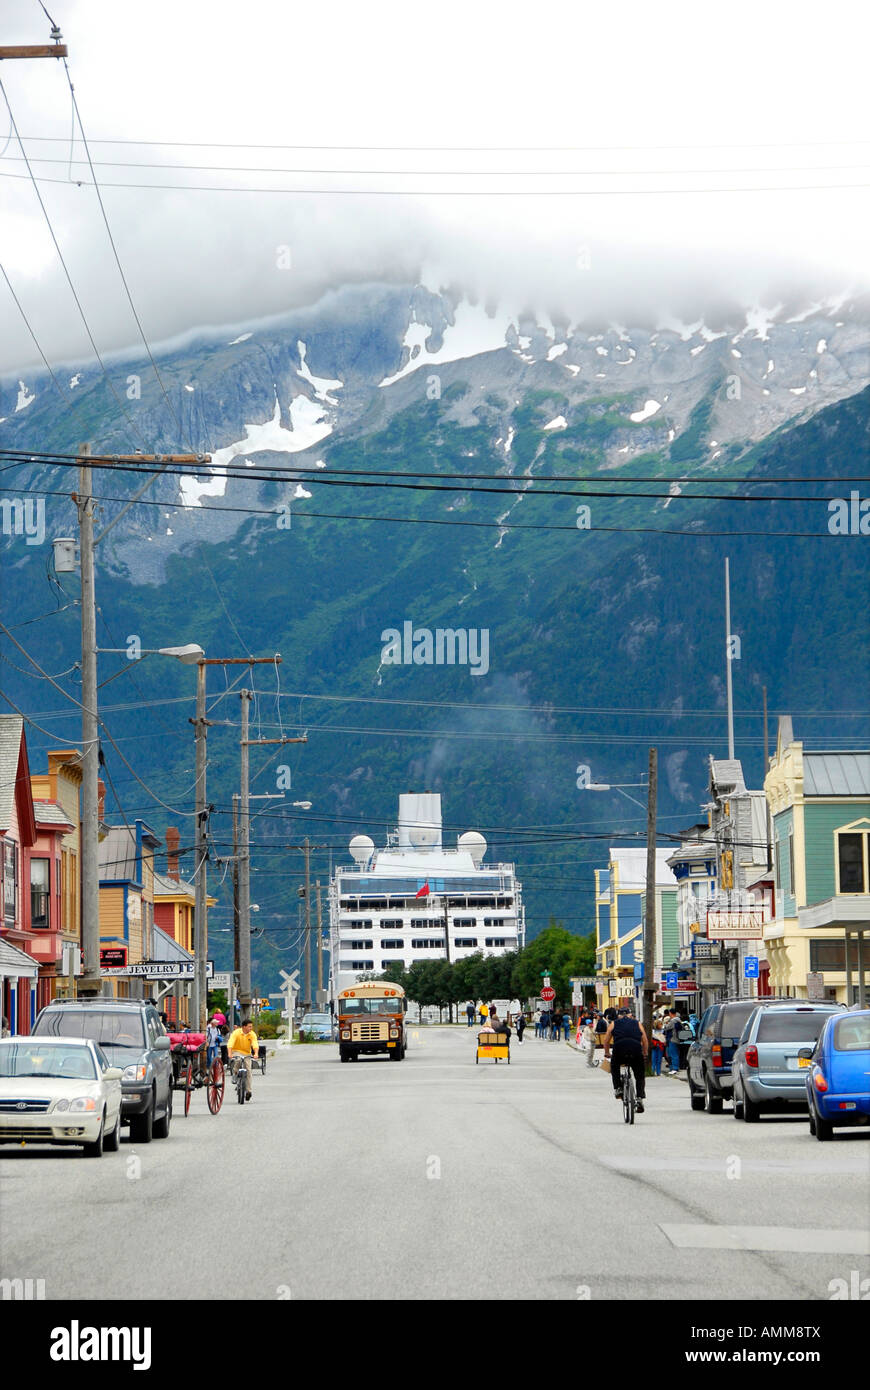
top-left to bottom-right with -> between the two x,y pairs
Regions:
804,1009 -> 870,1141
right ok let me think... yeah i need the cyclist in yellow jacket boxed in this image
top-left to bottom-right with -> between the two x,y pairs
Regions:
226,1019 -> 259,1101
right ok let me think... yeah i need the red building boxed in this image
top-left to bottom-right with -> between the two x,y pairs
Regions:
0,716 -> 74,1033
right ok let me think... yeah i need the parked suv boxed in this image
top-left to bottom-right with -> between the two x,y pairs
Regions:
731,1001 -> 845,1123
687,997 -> 791,1114
32,999 -> 173,1142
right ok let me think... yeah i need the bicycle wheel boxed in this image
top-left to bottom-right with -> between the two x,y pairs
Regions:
207,1058 -> 225,1113
183,1062 -> 193,1117
236,1064 -> 246,1105
622,1066 -> 636,1125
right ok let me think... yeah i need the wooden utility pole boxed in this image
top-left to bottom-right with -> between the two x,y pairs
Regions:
238,692 -> 253,1021
0,45 -> 68,60
232,794 -> 240,979
76,446 -> 101,993
303,839 -> 312,1011
642,747 -> 658,1049
315,880 -> 323,1003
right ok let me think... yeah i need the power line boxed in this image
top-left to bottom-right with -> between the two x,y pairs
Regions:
15,133 -> 870,152
2,167 -> 867,196
0,481 -> 850,539
0,76 -> 152,449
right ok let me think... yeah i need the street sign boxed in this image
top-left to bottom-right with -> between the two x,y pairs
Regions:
696,963 -> 727,986
743,956 -> 759,979
806,971 -> 826,1001
571,977 -> 597,987
665,971 -> 679,990
541,986 -> 555,1001
101,960 -> 214,979
211,971 -> 232,990
633,963 -> 644,981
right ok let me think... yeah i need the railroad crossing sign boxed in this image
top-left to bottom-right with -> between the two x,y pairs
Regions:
541,986 -> 556,1002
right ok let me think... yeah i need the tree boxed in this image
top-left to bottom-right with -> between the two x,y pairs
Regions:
513,920 -> 596,1007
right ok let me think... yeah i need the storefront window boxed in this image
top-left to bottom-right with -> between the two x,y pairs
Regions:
30,858 -> 50,928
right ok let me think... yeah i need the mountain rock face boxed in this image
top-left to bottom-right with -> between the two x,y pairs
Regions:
2,284 -> 869,986
3,284 -> 869,582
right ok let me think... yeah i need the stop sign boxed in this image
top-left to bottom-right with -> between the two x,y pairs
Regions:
541,986 -> 555,1001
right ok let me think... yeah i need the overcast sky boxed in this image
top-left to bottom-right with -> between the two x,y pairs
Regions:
1,0 -> 868,374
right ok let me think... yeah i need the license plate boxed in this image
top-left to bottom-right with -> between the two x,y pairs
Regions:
785,1056 -> 806,1070
798,1056 -> 810,1068
840,1102 -> 856,1110
387,1042 -> 395,1048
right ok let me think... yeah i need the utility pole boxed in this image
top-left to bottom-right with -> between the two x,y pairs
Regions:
725,557 -> 735,759
232,792 -> 240,987
238,691 -> 253,1022
76,446 -> 100,993
315,879 -> 323,1004
642,747 -> 658,1048
192,659 -> 208,1030
303,838 -> 312,1011
237,687 -> 305,1021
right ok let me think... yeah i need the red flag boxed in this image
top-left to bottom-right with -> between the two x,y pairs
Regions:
415,882 -> 430,898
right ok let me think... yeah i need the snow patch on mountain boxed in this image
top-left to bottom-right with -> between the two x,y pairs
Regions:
630,399 -> 661,423
69,374 -> 80,389
179,392 -> 331,506
379,300 -> 514,387
547,343 -> 568,361
296,340 -> 343,403
228,332 -> 253,345
543,415 -> 567,431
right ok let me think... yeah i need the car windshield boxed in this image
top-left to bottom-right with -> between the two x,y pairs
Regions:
833,1016 -> 870,1051
301,1015 -> 331,1026
757,1010 -> 835,1043
339,997 -> 400,1015
34,1010 -> 145,1049
0,1041 -> 97,1080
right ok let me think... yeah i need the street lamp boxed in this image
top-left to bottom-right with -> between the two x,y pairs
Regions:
583,782 -> 649,813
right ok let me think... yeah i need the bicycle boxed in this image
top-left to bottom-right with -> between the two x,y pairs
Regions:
230,1054 -> 252,1105
620,1061 -> 637,1124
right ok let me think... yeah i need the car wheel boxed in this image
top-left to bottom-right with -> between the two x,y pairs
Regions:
808,1103 -> 817,1135
82,1115 -> 105,1158
129,1100 -> 154,1144
732,1078 -> 744,1120
153,1088 -> 172,1139
104,1110 -> 121,1152
704,1072 -> 724,1115
689,1078 -> 705,1111
813,1102 -> 833,1142
743,1094 -> 761,1123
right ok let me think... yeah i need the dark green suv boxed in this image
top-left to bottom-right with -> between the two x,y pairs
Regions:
33,999 -> 173,1142
687,996 -> 791,1114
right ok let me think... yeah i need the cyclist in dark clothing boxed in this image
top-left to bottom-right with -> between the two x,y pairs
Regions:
603,1008 -> 649,1113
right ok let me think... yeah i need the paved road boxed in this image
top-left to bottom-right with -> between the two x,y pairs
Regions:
2,1028 -> 868,1301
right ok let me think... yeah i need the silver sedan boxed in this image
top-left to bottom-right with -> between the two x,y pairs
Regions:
0,1036 -> 123,1157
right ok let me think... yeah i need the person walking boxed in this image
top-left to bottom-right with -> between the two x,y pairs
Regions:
664,1008 -> 682,1074
466,1002 -> 475,1027
478,1001 -> 488,1027
650,1023 -> 665,1075
206,1016 -> 222,1068
580,1017 -> 598,1067
562,1011 -> 571,1041
551,1006 -> 563,1040
540,1009 -> 550,1039
515,1012 -> 526,1045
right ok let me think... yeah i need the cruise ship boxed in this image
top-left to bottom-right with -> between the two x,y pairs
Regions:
328,793 -> 525,997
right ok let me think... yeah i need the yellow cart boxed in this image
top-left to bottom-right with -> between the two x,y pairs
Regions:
476,1029 -> 510,1064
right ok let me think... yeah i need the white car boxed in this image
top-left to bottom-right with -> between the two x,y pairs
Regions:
0,1036 -> 123,1157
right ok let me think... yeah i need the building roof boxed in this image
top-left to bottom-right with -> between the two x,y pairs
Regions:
153,924 -> 193,963
609,846 -> 678,889
0,714 -> 24,833
33,799 -> 74,830
152,868 -> 196,898
98,822 -> 160,882
0,935 -> 39,979
803,752 -> 870,797
709,758 -> 747,794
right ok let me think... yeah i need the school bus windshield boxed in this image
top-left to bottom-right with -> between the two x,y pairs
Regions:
339,997 -> 401,1016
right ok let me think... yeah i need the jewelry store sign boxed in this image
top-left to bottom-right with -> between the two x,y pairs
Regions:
101,960 -> 214,979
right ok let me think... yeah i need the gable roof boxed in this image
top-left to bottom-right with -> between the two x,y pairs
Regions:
0,715 -> 36,843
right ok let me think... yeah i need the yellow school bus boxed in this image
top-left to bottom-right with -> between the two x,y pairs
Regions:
337,981 -> 407,1063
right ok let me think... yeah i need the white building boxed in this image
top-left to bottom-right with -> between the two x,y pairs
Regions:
328,793 -> 525,997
